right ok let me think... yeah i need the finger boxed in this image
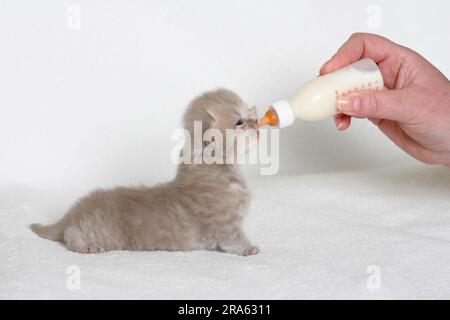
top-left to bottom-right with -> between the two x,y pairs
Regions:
320,33 -> 398,75
368,117 -> 382,125
336,89 -> 412,123
334,114 -> 351,130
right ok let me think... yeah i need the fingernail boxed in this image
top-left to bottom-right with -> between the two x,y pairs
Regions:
334,115 -> 345,131
337,96 -> 361,113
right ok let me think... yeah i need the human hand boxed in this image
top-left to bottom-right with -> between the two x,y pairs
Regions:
320,33 -> 450,166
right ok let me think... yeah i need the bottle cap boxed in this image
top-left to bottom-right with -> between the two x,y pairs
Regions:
270,100 -> 295,128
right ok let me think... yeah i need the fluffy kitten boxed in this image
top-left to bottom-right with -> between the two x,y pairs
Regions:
30,89 -> 260,256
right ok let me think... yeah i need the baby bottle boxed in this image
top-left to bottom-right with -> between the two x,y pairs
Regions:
259,58 -> 384,128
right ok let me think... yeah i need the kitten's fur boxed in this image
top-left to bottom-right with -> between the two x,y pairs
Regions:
30,89 -> 260,256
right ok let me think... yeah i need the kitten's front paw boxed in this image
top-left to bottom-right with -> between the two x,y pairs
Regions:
242,245 -> 259,256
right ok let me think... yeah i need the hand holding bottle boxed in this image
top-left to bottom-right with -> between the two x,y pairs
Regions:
321,33 -> 450,166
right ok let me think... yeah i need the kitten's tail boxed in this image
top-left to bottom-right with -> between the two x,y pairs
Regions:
30,221 -> 66,242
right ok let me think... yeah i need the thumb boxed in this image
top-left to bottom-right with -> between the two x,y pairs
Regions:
337,89 -> 410,122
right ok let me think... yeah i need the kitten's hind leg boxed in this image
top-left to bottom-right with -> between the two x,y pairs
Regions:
63,225 -> 106,254
217,229 -> 259,256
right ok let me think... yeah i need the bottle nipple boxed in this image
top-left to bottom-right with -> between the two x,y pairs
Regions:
258,109 -> 279,127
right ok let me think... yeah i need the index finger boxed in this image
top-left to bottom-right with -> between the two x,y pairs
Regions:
319,33 -> 398,75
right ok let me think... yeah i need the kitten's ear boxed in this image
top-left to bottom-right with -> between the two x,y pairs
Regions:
204,109 -> 216,129
203,110 -> 216,147
249,106 -> 258,118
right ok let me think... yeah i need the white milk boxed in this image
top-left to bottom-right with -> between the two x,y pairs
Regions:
270,58 -> 384,127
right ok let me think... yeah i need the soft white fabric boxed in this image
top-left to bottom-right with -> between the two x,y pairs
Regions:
1,165 -> 449,299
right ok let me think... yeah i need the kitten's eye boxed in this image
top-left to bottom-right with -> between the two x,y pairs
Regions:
236,119 -> 244,126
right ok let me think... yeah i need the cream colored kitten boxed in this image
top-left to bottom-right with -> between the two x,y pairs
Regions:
31,89 -> 260,256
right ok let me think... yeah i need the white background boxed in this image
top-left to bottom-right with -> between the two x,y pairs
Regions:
1,0 -> 449,191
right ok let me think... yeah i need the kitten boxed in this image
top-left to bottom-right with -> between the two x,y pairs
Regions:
30,88 -> 260,256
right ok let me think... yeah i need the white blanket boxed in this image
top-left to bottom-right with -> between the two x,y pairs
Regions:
1,165 -> 449,299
